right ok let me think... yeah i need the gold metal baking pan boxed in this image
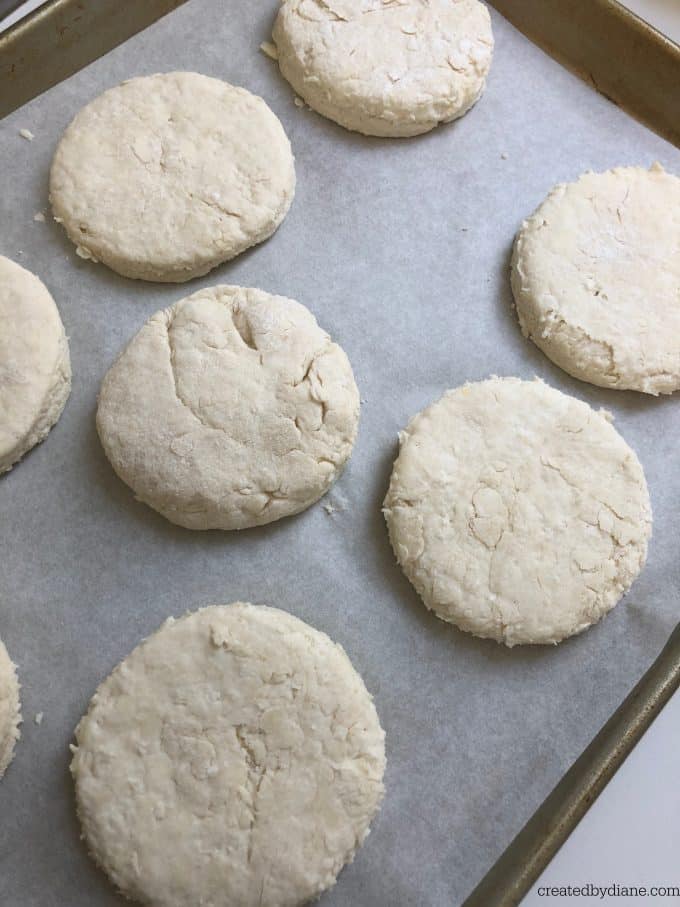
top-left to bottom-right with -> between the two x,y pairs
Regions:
463,623 -> 680,907
491,0 -> 680,147
0,0 -> 188,119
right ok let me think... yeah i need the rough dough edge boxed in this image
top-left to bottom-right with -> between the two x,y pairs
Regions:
55,178 -> 296,284
0,275 -> 72,475
0,642 -> 22,780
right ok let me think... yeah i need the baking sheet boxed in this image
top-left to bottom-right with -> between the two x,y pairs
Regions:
0,3 -> 678,905
491,0 -> 680,148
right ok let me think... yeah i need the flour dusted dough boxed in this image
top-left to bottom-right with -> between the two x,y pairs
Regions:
0,637 -> 21,779
512,164 -> 680,395
97,285 -> 360,529
0,256 -> 71,474
384,378 -> 652,646
50,72 -> 296,282
72,603 -> 386,907
272,0 -> 493,137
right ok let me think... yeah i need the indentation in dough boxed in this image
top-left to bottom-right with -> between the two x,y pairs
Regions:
232,307 -> 258,351
469,485 -> 507,549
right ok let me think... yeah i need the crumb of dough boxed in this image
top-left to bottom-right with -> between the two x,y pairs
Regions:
260,41 -> 278,60
501,151 -> 508,159
294,96 -> 305,108
323,503 -> 336,514
34,713 -> 43,726
76,245 -> 98,262
19,128 -> 35,141
34,212 -> 46,223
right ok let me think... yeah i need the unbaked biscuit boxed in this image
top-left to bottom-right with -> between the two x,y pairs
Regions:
72,603 -> 386,907
384,377 -> 652,646
50,72 -> 296,282
0,256 -> 71,474
97,286 -> 360,529
273,0 -> 493,137
512,164 -> 680,395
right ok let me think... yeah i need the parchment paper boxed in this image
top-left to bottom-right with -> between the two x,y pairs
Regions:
0,4 -> 678,906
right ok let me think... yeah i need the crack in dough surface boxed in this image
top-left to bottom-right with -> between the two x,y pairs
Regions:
0,636 -> 21,780
96,285 -> 360,529
50,72 -> 296,282
0,255 -> 71,475
512,164 -> 680,395
71,603 -> 386,907
273,0 -> 493,137
383,378 -> 652,646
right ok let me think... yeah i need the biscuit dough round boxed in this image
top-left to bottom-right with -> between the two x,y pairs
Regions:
50,72 -> 296,282
71,603 -> 386,907
272,0 -> 493,137
0,256 -> 71,475
97,285 -> 360,529
0,637 -> 21,779
512,164 -> 680,395
384,378 -> 652,646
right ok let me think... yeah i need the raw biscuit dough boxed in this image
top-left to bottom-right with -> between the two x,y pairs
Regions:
0,637 -> 21,779
50,72 -> 296,282
512,164 -> 680,394
0,256 -> 71,474
384,378 -> 652,646
97,285 -> 360,529
272,0 -> 493,137
71,603 -> 386,907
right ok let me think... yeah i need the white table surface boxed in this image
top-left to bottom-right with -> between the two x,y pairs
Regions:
2,2 -> 679,905
624,0 -> 680,43
523,676 -> 680,906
